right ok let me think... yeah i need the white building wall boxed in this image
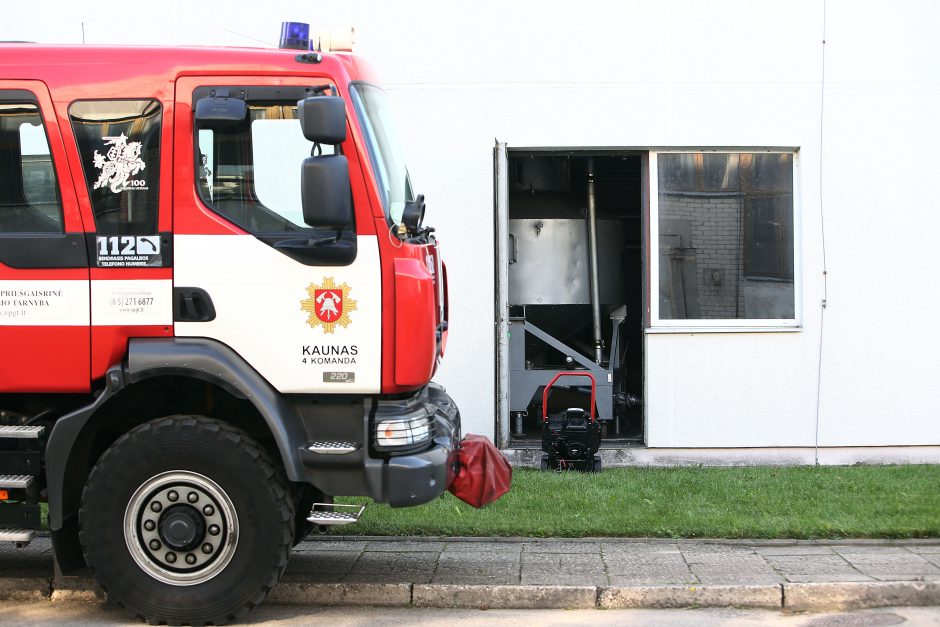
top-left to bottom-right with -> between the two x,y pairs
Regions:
363,0 -> 829,446
10,0 -> 939,451
815,2 -> 940,447
358,0 -> 940,449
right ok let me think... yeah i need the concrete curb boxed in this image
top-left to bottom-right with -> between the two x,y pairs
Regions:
265,581 -> 940,611
412,584 -> 596,609
599,584 -> 781,609
783,581 -> 940,612
4,578 -> 939,612
268,582 -> 411,607
0,577 -> 49,601
49,577 -> 107,604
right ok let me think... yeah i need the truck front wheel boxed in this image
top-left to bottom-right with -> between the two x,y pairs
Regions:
80,416 -> 294,625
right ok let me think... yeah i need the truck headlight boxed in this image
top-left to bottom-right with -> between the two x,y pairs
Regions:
375,414 -> 432,448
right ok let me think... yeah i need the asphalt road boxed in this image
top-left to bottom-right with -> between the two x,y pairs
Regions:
1,602 -> 938,626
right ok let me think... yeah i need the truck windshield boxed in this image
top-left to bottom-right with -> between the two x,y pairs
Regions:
349,83 -> 413,224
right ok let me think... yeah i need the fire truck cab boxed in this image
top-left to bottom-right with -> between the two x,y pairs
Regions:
0,37 -> 459,623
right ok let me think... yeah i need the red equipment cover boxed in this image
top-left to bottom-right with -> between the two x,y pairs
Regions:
448,434 -> 512,508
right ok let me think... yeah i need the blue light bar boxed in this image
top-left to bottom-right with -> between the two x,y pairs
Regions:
280,22 -> 311,50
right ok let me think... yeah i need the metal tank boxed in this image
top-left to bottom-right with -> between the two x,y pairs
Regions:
507,219 -> 626,306
505,157 -> 641,441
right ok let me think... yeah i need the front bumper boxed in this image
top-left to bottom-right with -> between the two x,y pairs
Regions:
296,383 -> 461,507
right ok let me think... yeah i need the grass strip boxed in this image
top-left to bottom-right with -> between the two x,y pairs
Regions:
334,465 -> 940,538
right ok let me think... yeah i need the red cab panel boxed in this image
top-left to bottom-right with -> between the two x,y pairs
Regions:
393,257 -> 436,388
0,326 -> 89,393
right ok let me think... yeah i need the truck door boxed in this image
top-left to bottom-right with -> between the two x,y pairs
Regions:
0,82 -> 90,392
65,99 -> 174,379
172,77 -> 382,393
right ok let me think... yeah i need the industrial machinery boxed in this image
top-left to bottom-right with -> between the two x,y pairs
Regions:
507,154 -> 643,445
540,372 -> 601,472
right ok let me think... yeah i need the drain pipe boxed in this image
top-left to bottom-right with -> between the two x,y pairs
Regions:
586,157 -> 603,365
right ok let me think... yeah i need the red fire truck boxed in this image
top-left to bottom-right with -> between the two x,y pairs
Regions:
0,29 -> 476,623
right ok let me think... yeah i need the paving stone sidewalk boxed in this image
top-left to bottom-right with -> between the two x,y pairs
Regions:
2,536 -> 939,610
284,537 -> 940,587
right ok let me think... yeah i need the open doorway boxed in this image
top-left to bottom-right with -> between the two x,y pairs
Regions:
497,149 -> 646,448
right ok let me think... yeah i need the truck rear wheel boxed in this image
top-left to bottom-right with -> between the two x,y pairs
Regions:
79,416 -> 294,625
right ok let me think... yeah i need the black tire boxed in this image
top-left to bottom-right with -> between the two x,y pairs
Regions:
80,416 -> 294,625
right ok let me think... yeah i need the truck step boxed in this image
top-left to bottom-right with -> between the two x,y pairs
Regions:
306,503 -> 365,526
0,425 -> 44,439
0,475 -> 34,489
0,529 -> 34,545
306,441 -> 359,455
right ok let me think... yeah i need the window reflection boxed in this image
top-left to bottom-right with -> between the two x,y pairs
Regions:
69,99 -> 162,237
0,102 -> 63,233
658,152 -> 794,320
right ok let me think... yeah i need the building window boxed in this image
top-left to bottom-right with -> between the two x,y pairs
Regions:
652,151 -> 797,327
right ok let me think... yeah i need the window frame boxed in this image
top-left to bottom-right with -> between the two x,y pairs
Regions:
648,149 -> 802,333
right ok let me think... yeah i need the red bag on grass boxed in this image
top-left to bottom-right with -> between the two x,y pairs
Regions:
448,434 -> 512,508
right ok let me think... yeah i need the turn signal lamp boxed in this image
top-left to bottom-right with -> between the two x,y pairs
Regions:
0,490 -> 8,500
375,415 -> 432,448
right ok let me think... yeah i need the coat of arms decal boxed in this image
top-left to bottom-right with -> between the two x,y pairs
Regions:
301,277 -> 357,333
92,133 -> 147,193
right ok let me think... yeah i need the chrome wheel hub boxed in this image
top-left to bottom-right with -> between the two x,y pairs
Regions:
124,471 -> 238,586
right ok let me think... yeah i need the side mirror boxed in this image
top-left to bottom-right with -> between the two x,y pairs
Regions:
301,155 -> 353,229
194,97 -> 247,128
297,96 -> 346,144
401,195 -> 426,234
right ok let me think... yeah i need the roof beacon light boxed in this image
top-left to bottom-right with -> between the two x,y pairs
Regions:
280,22 -> 311,50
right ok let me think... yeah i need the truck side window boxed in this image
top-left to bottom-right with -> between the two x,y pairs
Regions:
68,100 -> 161,237
0,100 -> 63,233
196,102 -> 335,234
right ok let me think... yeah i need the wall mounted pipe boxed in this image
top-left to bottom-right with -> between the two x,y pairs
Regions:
586,157 -> 603,365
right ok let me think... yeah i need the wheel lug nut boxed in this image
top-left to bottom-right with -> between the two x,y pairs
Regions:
185,554 -> 197,565
202,543 -> 213,554
203,505 -> 215,516
187,492 -> 199,503
167,490 -> 179,502
150,502 -> 162,513
143,520 -> 156,532
165,552 -> 177,564
149,539 -> 161,550
208,524 -> 220,536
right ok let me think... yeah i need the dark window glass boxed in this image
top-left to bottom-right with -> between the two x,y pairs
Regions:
0,102 -> 63,233
69,100 -> 161,236
658,152 -> 794,321
196,102 -> 334,234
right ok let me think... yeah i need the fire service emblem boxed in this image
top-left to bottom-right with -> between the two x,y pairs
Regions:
301,277 -> 357,333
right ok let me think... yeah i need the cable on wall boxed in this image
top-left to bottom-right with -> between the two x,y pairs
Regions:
814,0 -> 829,466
